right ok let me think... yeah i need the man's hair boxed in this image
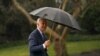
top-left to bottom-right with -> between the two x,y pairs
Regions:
36,17 -> 46,24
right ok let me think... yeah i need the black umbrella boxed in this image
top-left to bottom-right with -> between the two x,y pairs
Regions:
30,7 -> 80,30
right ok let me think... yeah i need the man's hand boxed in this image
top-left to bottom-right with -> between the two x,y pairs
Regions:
43,40 -> 50,48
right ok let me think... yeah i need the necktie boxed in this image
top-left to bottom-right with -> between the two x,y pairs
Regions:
42,33 -> 45,40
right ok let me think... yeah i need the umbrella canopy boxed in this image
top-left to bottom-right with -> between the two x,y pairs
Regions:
30,7 -> 81,30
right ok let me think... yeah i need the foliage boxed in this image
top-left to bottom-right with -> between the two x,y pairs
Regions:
67,34 -> 100,41
80,6 -> 100,34
0,0 -> 31,43
0,0 -> 56,43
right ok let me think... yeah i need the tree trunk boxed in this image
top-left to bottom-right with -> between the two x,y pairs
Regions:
60,0 -> 82,55
72,0 -> 81,18
54,0 -> 69,56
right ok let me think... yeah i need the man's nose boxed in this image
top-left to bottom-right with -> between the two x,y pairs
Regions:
44,24 -> 47,27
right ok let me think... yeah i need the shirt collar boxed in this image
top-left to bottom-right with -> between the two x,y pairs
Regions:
37,27 -> 43,35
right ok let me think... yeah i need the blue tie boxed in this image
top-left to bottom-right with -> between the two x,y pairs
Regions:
42,33 -> 45,40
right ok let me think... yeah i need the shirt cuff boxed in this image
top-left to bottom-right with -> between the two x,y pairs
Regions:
43,44 -> 46,49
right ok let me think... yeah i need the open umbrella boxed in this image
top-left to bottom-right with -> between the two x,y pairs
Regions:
29,7 -> 80,30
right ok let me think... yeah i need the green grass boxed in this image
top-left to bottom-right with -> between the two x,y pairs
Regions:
0,40 -> 100,56
0,34 -> 100,56
48,40 -> 100,56
0,44 -> 29,56
0,41 -> 100,56
67,40 -> 100,55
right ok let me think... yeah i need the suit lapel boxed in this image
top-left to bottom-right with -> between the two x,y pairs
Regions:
36,29 -> 45,41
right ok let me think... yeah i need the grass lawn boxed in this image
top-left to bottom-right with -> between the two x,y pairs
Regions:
0,40 -> 100,56
0,44 -> 29,56
67,40 -> 100,55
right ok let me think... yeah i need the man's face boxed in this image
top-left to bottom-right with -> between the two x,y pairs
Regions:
37,19 -> 47,32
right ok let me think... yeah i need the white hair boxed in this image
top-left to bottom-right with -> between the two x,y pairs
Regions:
36,18 -> 46,24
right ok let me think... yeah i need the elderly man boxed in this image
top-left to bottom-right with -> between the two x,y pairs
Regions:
28,18 -> 50,56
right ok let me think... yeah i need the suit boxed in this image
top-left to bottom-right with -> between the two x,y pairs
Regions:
28,29 -> 48,56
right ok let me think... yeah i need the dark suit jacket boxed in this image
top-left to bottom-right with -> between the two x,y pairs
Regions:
28,29 -> 48,56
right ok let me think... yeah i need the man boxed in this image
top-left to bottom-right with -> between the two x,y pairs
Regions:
28,18 -> 50,56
